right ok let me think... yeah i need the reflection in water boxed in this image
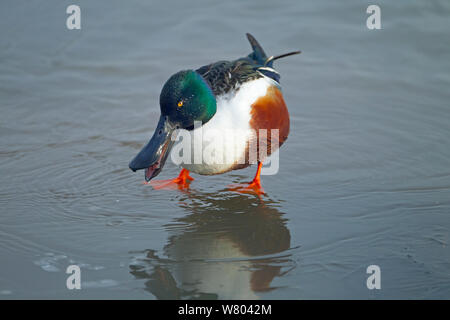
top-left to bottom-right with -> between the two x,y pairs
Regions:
130,190 -> 294,299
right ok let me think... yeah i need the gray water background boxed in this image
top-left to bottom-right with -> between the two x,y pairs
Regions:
1,0 -> 450,299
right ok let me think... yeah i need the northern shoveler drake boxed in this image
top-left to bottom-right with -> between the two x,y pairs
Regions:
129,33 -> 300,194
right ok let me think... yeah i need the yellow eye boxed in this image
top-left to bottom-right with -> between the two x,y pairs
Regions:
177,101 -> 183,107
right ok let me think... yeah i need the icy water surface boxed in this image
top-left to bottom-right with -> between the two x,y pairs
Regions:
1,0 -> 450,299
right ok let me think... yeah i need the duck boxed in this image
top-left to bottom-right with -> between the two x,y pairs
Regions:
129,33 -> 300,194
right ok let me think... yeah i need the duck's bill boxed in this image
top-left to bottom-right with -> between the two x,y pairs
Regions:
128,116 -> 175,182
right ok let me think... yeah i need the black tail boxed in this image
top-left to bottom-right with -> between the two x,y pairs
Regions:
246,33 -> 268,65
246,33 -> 301,67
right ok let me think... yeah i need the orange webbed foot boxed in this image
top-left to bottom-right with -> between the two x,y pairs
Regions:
228,180 -> 265,195
228,162 -> 265,196
144,169 -> 194,190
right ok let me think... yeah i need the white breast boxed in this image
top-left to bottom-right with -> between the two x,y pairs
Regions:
177,77 -> 272,175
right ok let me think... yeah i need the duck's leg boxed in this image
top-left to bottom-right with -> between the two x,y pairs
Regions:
146,168 -> 194,190
228,161 -> 265,195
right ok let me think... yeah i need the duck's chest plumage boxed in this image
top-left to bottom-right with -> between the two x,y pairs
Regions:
180,76 -> 290,175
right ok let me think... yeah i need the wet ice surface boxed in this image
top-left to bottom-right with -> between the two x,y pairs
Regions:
1,0 -> 450,299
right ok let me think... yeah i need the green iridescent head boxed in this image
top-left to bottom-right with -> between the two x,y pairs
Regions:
129,70 -> 216,182
159,70 -> 216,129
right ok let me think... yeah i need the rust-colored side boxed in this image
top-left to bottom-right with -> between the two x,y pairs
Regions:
250,85 -> 289,160
231,85 -> 290,170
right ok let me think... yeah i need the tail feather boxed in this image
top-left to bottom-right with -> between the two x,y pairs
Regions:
246,33 -> 267,65
246,33 -> 301,67
264,50 -> 302,67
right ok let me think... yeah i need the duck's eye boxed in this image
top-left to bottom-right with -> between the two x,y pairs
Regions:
177,100 -> 183,108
